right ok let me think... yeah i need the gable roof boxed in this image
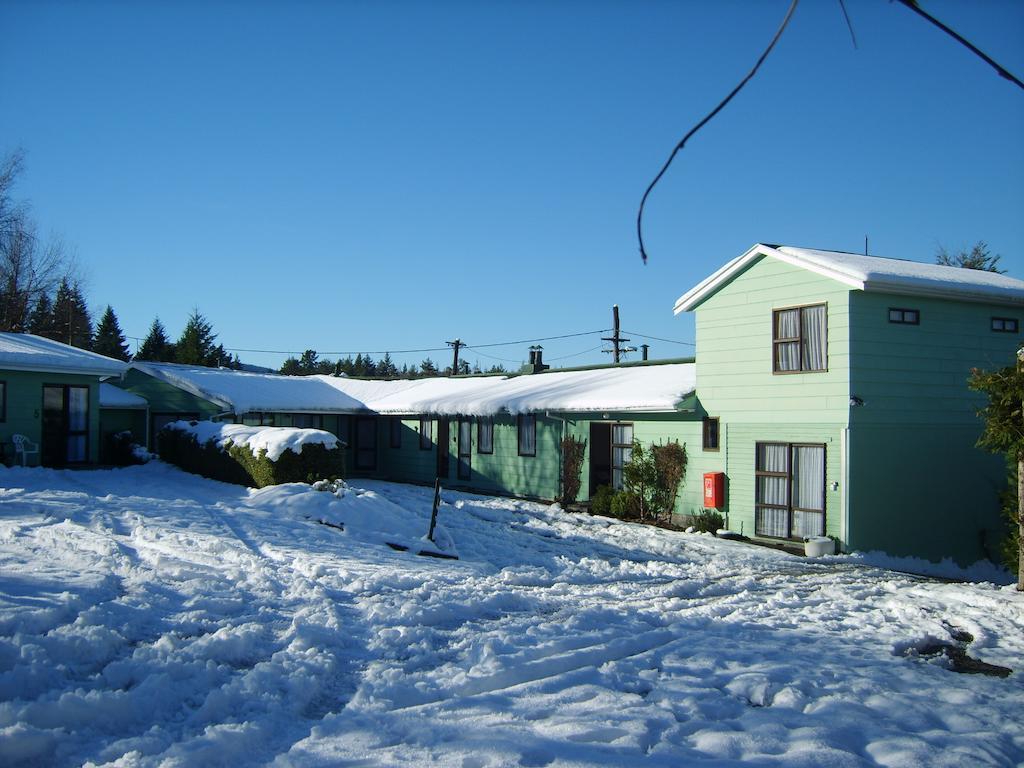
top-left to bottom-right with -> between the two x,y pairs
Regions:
0,333 -> 128,377
128,360 -> 697,417
674,243 -> 1024,313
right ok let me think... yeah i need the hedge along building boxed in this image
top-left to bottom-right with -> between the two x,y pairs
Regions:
115,359 -> 701,510
675,243 -> 1024,566
0,332 -> 129,467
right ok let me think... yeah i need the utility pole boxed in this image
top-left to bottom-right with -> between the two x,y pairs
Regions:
602,305 -> 636,363
447,338 -> 464,374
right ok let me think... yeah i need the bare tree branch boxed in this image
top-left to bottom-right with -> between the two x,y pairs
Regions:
636,0 -> 799,264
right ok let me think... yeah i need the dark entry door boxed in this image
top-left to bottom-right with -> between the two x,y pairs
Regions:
589,422 -> 611,495
457,418 -> 471,481
42,385 -> 90,466
354,417 -> 377,472
436,419 -> 450,479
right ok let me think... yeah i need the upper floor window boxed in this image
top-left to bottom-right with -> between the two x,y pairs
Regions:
702,417 -> 720,451
992,317 -> 1019,333
478,417 -> 494,454
888,308 -> 920,325
773,304 -> 826,373
518,414 -> 536,457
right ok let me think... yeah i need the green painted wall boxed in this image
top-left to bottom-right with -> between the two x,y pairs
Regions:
693,256 -> 852,422
846,291 -> 1021,565
380,415 -> 562,499
691,255 -> 851,546
0,369 -> 103,466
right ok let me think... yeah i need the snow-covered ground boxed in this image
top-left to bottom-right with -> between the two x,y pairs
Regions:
1,464 -> 1022,767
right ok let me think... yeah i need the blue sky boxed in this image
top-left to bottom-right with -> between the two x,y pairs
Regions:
1,0 -> 1022,371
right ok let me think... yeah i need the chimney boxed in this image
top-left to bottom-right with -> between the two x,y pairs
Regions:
521,345 -> 550,374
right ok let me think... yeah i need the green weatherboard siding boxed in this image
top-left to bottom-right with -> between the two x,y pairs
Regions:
0,370 -> 103,466
689,252 -> 1022,565
846,291 -> 1018,566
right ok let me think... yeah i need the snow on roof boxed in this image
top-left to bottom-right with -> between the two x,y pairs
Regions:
131,362 -> 368,414
674,243 -> 1024,312
99,383 -> 148,409
339,364 -> 697,416
130,361 -> 696,416
0,332 -> 129,377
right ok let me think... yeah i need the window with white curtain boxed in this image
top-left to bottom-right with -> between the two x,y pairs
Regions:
755,442 -> 825,539
518,414 -> 536,457
773,304 -> 826,373
611,423 -> 634,490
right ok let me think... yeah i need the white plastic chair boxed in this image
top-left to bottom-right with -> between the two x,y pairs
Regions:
12,434 -> 39,466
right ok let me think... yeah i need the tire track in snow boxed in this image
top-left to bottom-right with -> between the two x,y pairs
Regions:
384,629 -> 679,711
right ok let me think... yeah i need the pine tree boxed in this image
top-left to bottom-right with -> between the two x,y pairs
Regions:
420,357 -> 439,377
136,317 -> 174,361
936,241 -> 1004,273
378,353 -> 399,378
51,278 -> 92,349
28,294 -> 58,338
92,305 -> 131,361
174,309 -> 217,366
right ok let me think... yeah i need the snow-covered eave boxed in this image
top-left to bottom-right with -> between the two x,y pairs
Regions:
860,278 -> 1024,306
673,243 -> 866,314
0,362 -> 127,378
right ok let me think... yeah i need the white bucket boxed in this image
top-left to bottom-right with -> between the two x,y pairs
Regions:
804,536 -> 836,557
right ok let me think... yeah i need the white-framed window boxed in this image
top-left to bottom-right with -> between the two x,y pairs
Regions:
611,423 -> 634,490
755,442 -> 826,539
419,418 -> 432,450
518,414 -> 536,457
773,304 -> 827,373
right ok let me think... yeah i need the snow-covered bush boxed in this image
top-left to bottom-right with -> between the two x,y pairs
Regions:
158,421 -> 345,488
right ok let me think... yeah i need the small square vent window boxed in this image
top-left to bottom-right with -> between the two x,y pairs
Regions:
888,308 -> 919,325
991,317 -> 1019,333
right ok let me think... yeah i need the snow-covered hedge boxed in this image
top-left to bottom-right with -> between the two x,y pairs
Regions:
158,420 -> 345,488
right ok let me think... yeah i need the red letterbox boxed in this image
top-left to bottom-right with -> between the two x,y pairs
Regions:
703,472 -> 725,509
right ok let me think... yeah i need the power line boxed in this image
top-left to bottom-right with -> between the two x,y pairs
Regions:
622,330 -> 695,347
199,328 -> 612,359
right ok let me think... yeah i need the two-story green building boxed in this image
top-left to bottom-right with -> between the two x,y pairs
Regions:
675,244 -> 1024,566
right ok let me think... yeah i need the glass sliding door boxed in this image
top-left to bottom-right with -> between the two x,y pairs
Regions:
42,384 -> 90,466
755,442 -> 826,539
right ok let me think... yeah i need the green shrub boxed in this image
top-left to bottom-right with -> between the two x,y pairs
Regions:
590,484 -> 614,517
622,440 -> 658,520
157,423 -> 345,488
651,441 -> 687,521
560,435 -> 587,506
693,508 -> 724,534
610,490 -> 641,520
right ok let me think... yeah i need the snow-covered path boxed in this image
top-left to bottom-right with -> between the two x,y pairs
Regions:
1,464 -> 1022,767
